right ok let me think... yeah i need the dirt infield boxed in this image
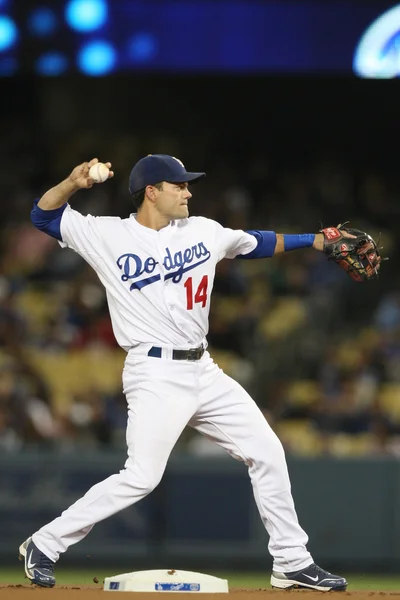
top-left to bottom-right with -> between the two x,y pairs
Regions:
2,585 -> 400,599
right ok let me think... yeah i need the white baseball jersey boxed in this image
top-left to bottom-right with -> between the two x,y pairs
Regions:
59,205 -> 257,350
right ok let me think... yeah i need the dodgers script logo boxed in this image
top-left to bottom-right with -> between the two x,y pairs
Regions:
117,242 -> 211,290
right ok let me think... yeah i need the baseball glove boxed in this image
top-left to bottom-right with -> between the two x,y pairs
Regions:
320,223 -> 383,282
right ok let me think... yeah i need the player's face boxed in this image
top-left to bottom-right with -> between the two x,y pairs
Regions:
156,181 -> 192,220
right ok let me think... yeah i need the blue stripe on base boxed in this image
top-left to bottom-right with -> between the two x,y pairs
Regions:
109,582 -> 120,590
155,583 -> 201,591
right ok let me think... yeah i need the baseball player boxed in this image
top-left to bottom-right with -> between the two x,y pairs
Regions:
20,155 -> 381,590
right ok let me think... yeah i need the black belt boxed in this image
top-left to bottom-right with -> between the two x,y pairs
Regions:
148,345 -> 205,361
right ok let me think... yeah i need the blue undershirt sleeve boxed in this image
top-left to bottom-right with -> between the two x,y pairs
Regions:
30,198 -> 67,242
236,230 -> 277,259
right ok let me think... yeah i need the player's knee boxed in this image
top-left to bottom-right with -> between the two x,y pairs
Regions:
251,434 -> 287,468
248,437 -> 292,491
144,473 -> 163,494
124,466 -> 163,495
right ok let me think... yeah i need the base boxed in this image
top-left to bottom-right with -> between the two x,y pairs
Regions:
103,569 -> 229,593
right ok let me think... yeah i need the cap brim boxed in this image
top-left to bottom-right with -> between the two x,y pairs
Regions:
169,172 -> 206,185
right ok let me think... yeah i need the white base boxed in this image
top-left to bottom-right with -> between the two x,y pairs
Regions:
104,569 -> 229,593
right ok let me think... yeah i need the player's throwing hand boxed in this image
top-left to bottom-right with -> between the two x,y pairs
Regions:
68,158 -> 114,189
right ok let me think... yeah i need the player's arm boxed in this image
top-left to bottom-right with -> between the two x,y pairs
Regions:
237,230 -> 323,259
37,158 -> 113,210
214,221 -> 325,261
218,222 -> 370,277
31,158 -> 113,241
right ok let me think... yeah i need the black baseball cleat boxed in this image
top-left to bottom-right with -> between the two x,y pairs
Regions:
18,537 -> 56,588
271,562 -> 347,591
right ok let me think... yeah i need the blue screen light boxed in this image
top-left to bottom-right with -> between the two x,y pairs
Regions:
36,52 -> 68,75
77,40 -> 116,75
0,16 -> 17,52
128,32 -> 158,63
65,0 -> 108,32
28,8 -> 58,37
354,5 -> 400,78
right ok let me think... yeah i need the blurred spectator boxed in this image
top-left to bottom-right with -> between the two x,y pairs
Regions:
0,89 -> 398,458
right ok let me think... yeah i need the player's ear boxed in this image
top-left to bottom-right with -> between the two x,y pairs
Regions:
145,185 -> 158,203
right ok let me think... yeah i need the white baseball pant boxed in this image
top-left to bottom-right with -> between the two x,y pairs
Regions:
32,349 -> 312,572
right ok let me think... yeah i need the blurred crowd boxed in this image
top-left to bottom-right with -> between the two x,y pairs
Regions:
2,77 -> 400,458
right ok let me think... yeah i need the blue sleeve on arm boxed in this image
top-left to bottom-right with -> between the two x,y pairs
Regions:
31,198 -> 67,242
283,233 -> 315,251
237,230 -> 277,259
237,230 -> 316,259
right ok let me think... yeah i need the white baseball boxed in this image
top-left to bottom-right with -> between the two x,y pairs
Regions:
89,162 -> 110,183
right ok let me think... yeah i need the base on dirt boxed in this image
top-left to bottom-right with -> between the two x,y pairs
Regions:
103,569 -> 229,593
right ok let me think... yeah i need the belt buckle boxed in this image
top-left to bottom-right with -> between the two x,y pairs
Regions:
187,349 -> 198,361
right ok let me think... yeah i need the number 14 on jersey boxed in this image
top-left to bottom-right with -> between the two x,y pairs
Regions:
184,275 -> 208,310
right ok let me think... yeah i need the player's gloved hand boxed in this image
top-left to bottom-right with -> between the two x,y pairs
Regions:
68,158 -> 114,189
320,222 -> 384,282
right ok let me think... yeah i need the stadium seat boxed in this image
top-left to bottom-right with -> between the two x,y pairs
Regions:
378,383 -> 400,423
274,419 -> 322,456
285,380 -> 321,407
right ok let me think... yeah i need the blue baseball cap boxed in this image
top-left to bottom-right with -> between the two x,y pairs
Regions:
128,154 -> 205,195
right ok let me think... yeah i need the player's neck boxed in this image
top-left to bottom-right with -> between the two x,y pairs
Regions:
135,207 -> 171,231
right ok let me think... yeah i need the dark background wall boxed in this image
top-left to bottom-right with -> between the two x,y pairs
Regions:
1,453 -> 400,572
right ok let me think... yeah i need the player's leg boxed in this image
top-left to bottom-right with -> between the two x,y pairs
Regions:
190,353 -> 346,591
21,356 -> 198,585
